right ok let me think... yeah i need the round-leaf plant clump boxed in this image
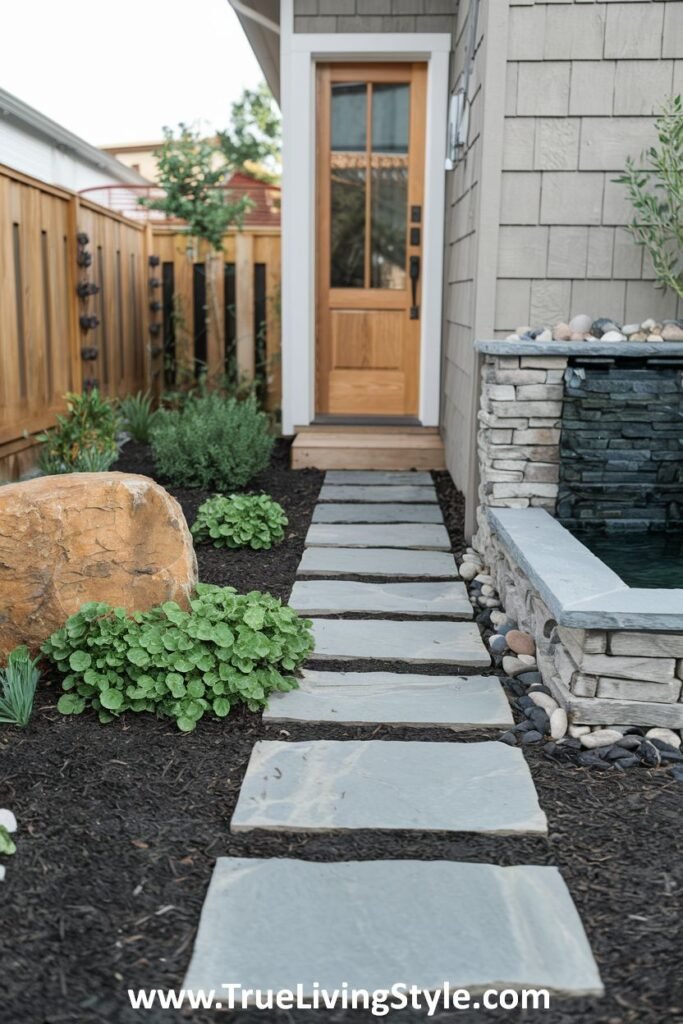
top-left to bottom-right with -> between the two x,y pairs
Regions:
42,584 -> 314,732
192,493 -> 288,551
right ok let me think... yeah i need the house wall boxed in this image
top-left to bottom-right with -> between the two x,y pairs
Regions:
496,0 -> 683,334
0,119 -> 139,194
292,0 -> 455,34
443,0 -> 683,536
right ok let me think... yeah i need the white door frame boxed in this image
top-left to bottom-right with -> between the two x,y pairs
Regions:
279,1 -> 451,433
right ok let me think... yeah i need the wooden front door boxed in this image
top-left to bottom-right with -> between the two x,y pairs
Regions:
316,62 -> 427,418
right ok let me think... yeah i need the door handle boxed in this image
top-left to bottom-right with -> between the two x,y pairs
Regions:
409,255 -> 420,320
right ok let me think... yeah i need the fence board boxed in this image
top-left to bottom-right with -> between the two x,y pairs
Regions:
0,164 -> 149,476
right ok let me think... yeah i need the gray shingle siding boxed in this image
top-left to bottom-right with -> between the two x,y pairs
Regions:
292,0 -> 457,32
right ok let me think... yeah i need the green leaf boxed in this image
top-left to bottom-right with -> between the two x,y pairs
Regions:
176,715 -> 196,732
57,693 -> 85,715
0,826 -> 16,856
100,689 -> 124,711
243,604 -> 265,630
69,650 -> 91,672
213,697 -> 231,717
126,648 -> 150,667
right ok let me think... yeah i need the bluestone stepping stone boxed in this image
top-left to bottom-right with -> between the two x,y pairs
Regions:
325,470 -> 433,485
263,670 -> 513,728
309,618 -> 490,666
289,580 -> 471,617
184,858 -> 603,997
297,547 -> 459,578
319,484 -> 437,503
231,740 -> 546,834
305,523 -> 451,550
312,503 -> 444,524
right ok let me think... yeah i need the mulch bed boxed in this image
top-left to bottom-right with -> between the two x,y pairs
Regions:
1,449 -> 681,1024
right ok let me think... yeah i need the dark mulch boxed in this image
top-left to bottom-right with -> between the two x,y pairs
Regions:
1,450 -> 682,1024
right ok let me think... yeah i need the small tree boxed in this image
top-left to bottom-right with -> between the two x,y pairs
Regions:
142,123 -> 249,250
616,95 -> 683,299
217,82 -> 281,175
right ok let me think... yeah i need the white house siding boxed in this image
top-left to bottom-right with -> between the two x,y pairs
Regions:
0,118 -> 133,192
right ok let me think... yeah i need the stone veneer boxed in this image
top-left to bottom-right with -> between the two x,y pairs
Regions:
476,510 -> 683,729
474,341 -> 683,730
476,341 -> 683,524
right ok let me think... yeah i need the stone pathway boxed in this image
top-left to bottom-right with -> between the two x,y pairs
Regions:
305,522 -> 451,549
232,739 -> 547,834
312,502 -> 443,523
298,546 -> 459,577
263,670 -> 513,728
289,580 -> 472,617
185,470 -> 602,1000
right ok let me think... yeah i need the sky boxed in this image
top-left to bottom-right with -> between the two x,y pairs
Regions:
2,0 -> 263,145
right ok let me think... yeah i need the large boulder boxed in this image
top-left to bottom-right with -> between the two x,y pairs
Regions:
0,473 -> 197,660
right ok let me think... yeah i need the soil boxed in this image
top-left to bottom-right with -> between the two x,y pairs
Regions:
1,449 -> 681,1024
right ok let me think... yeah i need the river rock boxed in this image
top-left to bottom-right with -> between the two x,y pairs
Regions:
529,691 -> 559,715
641,318 -> 656,332
550,708 -> 568,740
580,729 -> 624,750
569,314 -> 592,334
646,728 -> 681,749
488,634 -> 508,655
502,655 -> 535,677
662,323 -> 683,342
591,318 -> 620,338
552,322 -> 571,341
0,472 -> 197,659
459,562 -> 479,581
622,323 -> 641,336
0,809 -> 17,833
601,330 -> 626,341
506,630 -> 536,656
569,724 -> 591,738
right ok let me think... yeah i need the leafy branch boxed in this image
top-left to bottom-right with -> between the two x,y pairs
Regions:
615,94 -> 683,299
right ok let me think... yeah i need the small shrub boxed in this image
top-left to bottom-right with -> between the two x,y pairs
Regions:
150,393 -> 273,490
119,391 -> 160,443
0,646 -> 41,727
38,389 -> 120,475
192,493 -> 287,550
42,583 -> 313,732
616,94 -> 683,299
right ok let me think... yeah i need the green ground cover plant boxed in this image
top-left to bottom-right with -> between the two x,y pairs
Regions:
0,646 -> 41,727
192,493 -> 287,550
119,391 -> 160,443
43,584 -> 313,732
150,393 -> 273,490
38,389 -> 120,474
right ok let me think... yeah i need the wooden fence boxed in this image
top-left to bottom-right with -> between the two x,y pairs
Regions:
0,163 -> 281,481
151,227 -> 281,411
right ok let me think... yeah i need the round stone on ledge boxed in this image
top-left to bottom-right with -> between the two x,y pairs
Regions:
569,313 -> 592,334
662,323 -> 683,341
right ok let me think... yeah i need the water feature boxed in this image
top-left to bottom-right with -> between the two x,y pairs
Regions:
571,529 -> 683,589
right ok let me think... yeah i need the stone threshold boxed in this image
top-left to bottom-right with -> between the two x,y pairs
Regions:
489,508 -> 683,632
475,340 -> 683,358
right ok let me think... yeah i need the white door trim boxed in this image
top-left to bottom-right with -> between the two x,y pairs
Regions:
280,4 -> 451,433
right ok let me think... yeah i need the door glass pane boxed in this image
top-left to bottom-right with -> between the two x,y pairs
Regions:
371,159 -> 407,289
372,83 -> 409,154
370,83 -> 409,288
331,83 -> 367,152
331,156 -> 366,288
